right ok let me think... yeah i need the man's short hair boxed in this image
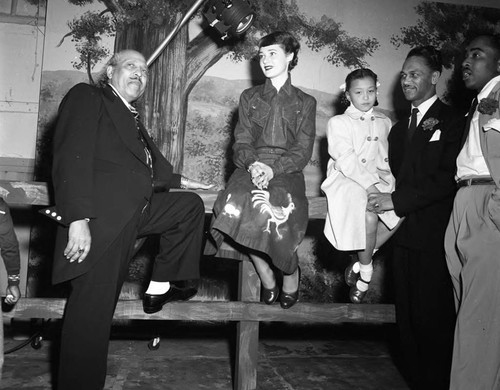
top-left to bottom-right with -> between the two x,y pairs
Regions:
466,33 -> 500,57
406,45 -> 443,73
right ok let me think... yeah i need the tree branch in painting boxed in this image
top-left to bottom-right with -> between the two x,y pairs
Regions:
58,0 -> 380,172
391,2 -> 500,111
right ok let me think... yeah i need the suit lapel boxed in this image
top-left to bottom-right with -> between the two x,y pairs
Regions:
412,100 -> 443,148
101,86 -> 149,166
395,100 -> 443,182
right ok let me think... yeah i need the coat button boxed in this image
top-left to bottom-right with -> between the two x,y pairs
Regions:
360,117 -> 365,121
374,136 -> 379,141
367,136 -> 372,141
361,158 -> 366,163
384,157 -> 389,162
51,212 -> 57,217
371,116 -> 375,121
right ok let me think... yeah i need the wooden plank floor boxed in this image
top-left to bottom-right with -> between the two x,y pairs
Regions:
2,321 -> 409,390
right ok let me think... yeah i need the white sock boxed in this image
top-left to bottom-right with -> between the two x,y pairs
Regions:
145,281 -> 171,295
352,261 -> 360,273
359,261 -> 373,283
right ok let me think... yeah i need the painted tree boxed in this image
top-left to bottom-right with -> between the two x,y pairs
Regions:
391,2 -> 500,111
63,11 -> 114,84
63,0 -> 380,171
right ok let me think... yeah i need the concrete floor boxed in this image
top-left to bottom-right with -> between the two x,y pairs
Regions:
2,320 -> 410,389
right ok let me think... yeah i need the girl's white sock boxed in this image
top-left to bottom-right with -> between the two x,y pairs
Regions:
359,261 -> 374,283
356,279 -> 369,292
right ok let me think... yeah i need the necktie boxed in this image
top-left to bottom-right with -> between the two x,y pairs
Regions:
407,108 -> 419,142
129,107 -> 153,172
461,97 -> 478,147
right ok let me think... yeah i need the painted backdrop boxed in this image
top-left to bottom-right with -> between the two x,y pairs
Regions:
29,0 -> 500,303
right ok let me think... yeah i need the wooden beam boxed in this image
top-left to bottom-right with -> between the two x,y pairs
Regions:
3,298 -> 395,323
0,180 -> 50,206
0,180 -> 327,217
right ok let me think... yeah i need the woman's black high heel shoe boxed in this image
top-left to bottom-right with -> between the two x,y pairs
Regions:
261,284 -> 279,305
279,267 -> 300,309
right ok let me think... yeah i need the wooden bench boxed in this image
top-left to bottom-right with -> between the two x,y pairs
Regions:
0,180 -> 395,390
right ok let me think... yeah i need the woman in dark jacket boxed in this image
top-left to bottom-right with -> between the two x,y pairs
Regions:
209,31 -> 316,309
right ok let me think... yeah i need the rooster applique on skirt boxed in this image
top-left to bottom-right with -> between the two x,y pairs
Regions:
207,168 -> 308,274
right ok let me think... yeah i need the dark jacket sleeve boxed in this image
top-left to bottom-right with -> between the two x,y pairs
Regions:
52,83 -> 100,224
233,89 -> 260,170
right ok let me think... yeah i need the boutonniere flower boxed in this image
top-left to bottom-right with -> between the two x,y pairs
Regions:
422,117 -> 439,131
478,98 -> 499,115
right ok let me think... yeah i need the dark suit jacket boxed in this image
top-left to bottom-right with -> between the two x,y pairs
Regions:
51,83 -> 181,284
388,98 -> 464,251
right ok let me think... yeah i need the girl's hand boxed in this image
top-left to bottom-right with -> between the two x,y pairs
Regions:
366,185 -> 380,195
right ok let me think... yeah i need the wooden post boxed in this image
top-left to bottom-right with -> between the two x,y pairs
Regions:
234,260 -> 260,390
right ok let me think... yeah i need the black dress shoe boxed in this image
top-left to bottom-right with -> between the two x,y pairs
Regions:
344,261 -> 359,287
279,267 -> 300,309
143,286 -> 197,314
349,276 -> 370,304
261,284 -> 279,305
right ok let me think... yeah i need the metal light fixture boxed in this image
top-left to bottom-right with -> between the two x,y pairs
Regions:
147,0 -> 255,67
203,0 -> 255,40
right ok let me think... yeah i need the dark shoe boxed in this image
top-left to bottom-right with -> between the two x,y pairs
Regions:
349,277 -> 369,304
261,284 -> 279,305
279,267 -> 300,309
344,261 -> 359,287
143,286 -> 197,314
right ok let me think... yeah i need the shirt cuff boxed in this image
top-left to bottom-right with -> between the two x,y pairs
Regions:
7,274 -> 20,286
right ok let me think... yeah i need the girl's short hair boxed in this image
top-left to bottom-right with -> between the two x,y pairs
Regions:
258,31 -> 300,71
342,68 -> 379,106
345,68 -> 378,92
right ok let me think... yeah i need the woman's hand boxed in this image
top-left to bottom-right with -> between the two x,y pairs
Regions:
249,162 -> 273,190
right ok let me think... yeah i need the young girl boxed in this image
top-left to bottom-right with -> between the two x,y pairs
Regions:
208,31 -> 316,309
321,68 -> 400,303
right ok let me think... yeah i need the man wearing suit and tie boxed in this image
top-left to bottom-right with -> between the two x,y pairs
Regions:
445,33 -> 500,390
368,46 -> 463,389
52,49 -> 211,389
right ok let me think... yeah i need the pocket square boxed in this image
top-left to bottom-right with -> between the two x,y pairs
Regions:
484,118 -> 500,132
429,129 -> 441,142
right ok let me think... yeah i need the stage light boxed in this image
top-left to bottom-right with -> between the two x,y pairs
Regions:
147,0 -> 255,66
203,0 -> 255,40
